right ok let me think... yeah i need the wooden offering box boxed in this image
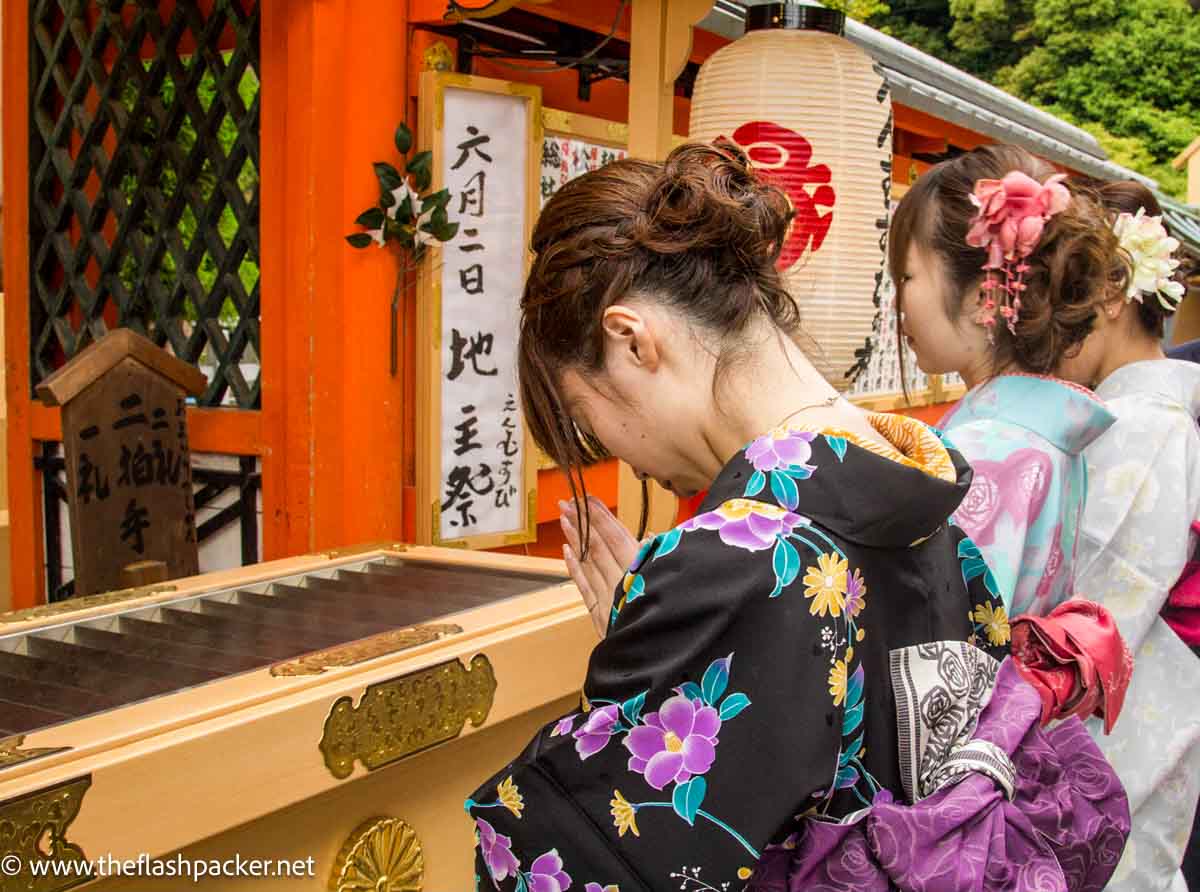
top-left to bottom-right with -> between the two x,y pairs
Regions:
0,547 -> 594,891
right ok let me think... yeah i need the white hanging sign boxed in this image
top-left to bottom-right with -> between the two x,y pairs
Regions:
417,73 -> 541,548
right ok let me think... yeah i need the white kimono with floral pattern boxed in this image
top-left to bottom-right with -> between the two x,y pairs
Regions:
1074,358 -> 1200,892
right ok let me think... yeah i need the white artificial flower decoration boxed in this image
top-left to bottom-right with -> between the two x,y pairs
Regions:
1112,207 -> 1186,311
387,179 -> 413,220
414,205 -> 438,247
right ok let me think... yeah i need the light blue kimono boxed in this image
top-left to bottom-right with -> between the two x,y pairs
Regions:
939,374 -> 1116,617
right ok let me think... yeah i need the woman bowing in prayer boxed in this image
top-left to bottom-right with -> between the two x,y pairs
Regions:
465,141 -> 1128,892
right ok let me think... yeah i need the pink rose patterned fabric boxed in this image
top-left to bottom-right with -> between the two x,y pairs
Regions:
940,374 -> 1115,616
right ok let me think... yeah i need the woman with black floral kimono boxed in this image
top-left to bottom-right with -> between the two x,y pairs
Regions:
465,141 -> 1129,892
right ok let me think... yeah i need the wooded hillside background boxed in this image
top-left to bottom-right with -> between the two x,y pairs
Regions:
828,0 -> 1200,197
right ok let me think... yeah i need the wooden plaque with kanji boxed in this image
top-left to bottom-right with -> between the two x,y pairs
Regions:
37,330 -> 207,597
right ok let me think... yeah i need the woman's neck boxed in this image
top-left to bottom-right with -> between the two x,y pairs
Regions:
693,325 -> 880,478
1095,330 -> 1166,388
959,352 -> 1007,391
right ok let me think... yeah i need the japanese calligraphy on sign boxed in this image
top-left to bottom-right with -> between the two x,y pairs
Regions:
36,329 -> 205,596
539,135 -> 627,208
417,73 -> 541,548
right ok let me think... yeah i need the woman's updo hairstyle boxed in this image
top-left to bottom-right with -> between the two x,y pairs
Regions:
888,144 -> 1129,375
1093,180 -> 1184,339
519,139 -> 801,497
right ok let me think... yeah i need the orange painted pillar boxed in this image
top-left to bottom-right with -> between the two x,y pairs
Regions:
3,0 -> 45,607
266,1 -> 411,556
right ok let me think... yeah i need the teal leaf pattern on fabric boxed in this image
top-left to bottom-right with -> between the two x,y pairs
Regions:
770,470 -> 800,510
745,470 -> 766,497
839,732 -> 864,766
701,655 -> 732,706
621,692 -> 647,727
957,536 -> 1000,600
770,537 -> 802,598
718,692 -> 751,720
835,765 -> 860,790
824,435 -> 849,462
678,681 -> 703,702
655,528 -> 683,560
631,538 -> 655,571
624,573 -> 646,604
672,777 -> 707,826
842,700 -> 864,736
846,664 -> 865,711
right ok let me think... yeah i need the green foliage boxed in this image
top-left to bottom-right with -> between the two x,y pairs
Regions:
869,0 -> 972,69
345,124 -> 458,256
947,0 -> 1037,78
394,122 -> 413,154
1074,120 -> 1189,197
822,0 -> 893,22
999,0 -> 1200,178
866,0 -> 1200,199
118,54 -> 260,329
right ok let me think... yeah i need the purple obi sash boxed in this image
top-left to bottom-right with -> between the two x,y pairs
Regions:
750,646 -> 1130,892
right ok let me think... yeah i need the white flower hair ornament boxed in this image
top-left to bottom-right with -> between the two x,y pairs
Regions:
1112,207 -> 1186,311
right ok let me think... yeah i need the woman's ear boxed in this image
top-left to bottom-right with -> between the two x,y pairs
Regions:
1104,295 -> 1128,322
601,304 -> 661,372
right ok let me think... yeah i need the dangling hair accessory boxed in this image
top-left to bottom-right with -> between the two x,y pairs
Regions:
1112,207 -> 1186,311
965,171 -> 1071,341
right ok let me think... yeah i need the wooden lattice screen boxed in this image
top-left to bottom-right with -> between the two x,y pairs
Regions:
29,0 -> 261,408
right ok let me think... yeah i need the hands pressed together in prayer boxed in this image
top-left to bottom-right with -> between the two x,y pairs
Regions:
559,496 -> 642,639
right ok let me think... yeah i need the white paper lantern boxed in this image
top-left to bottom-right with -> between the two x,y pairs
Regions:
689,2 -> 892,389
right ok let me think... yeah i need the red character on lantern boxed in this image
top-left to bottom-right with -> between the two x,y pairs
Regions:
730,121 -> 836,269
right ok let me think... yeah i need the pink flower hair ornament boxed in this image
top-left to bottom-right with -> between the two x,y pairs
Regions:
965,171 -> 1072,340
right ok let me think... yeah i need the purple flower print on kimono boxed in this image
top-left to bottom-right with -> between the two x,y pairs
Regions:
624,694 -> 723,790
681,499 -> 808,552
526,851 -> 571,892
476,818 -> 520,884
746,428 -> 817,474
742,428 -> 826,509
573,705 -> 620,760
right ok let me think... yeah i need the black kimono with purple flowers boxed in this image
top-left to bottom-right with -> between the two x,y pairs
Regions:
467,414 -> 1008,892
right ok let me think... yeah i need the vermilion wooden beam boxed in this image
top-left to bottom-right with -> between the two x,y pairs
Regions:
894,129 -> 949,157
258,0 -> 291,559
4,0 -> 43,609
894,104 -> 988,151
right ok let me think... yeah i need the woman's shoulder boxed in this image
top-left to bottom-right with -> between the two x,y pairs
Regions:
943,374 -> 1114,458
609,496 -> 847,627
614,496 -> 995,649
1089,364 -> 1200,466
